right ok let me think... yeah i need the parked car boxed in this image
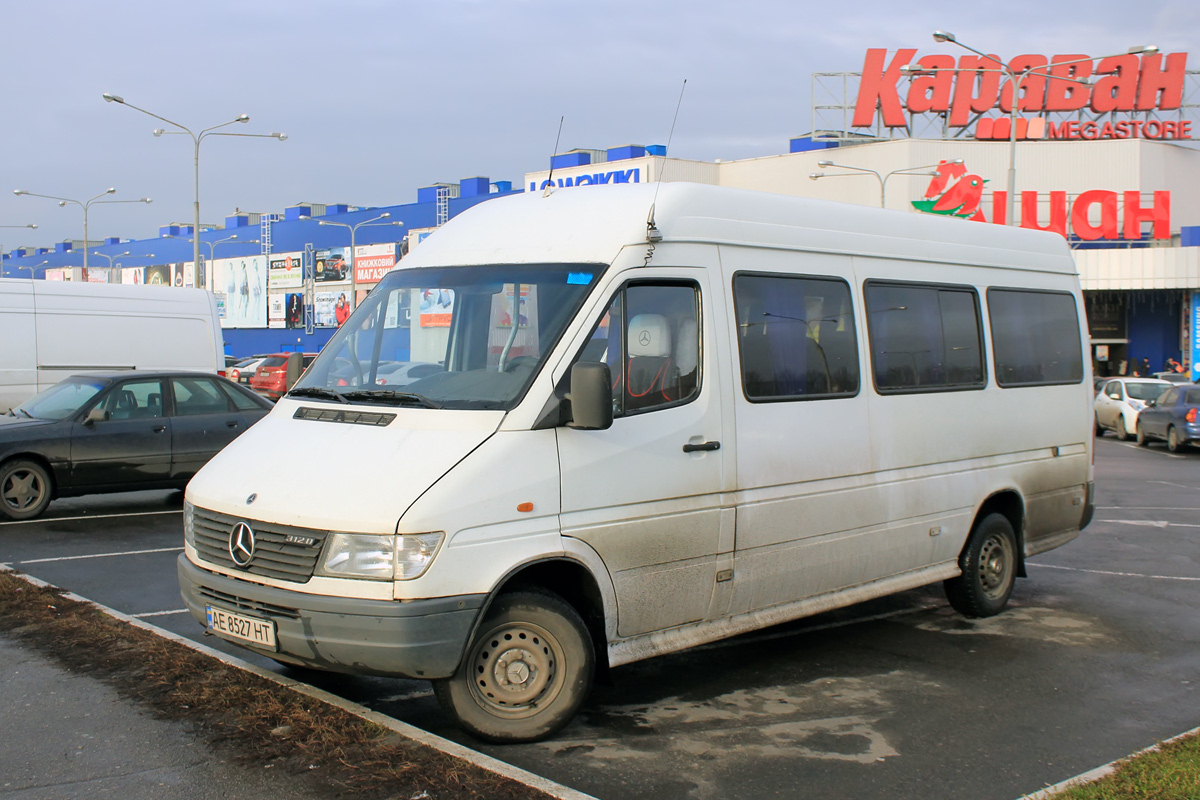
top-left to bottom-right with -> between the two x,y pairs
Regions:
371,361 -> 444,387
1137,384 -> 1200,452
249,353 -> 318,401
1152,370 -> 1192,384
0,371 -> 272,520
218,355 -> 240,379
1094,378 -> 1171,440
227,355 -> 270,386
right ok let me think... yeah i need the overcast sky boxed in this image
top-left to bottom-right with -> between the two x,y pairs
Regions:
2,0 -> 1195,248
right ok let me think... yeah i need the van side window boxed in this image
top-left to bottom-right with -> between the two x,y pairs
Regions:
988,289 -> 1084,387
578,282 -> 701,417
732,273 -> 859,401
865,281 -> 985,393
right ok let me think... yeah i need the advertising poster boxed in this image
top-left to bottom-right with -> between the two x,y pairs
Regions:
315,247 -> 350,284
419,288 -> 454,327
269,252 -> 303,289
44,269 -> 65,281
314,290 -> 352,327
1192,292 -> 1200,381
268,294 -> 286,328
184,262 -> 196,288
353,243 -> 398,286
121,267 -> 143,285
286,292 -> 305,328
86,268 -> 111,283
144,265 -> 170,286
213,255 -> 268,328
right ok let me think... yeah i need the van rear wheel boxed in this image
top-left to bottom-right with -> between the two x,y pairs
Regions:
434,589 -> 594,743
944,513 -> 1017,618
0,459 -> 53,521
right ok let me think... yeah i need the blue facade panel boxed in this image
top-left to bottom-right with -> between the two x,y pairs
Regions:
459,177 -> 490,197
645,144 -> 666,156
790,137 -> 838,153
551,152 -> 590,169
1182,225 -> 1200,247
607,145 -> 646,161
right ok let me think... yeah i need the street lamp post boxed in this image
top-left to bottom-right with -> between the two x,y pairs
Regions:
301,213 -> 403,305
13,190 -> 151,271
808,160 -> 962,208
919,31 -> 1158,225
91,250 -> 156,270
102,93 -> 286,274
163,233 -> 259,289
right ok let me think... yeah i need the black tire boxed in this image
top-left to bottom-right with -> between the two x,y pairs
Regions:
1094,417 -> 1105,437
0,459 -> 53,521
1137,421 -> 1150,446
1116,416 -> 1131,441
1168,426 -> 1184,453
944,513 -> 1017,618
434,590 -> 594,743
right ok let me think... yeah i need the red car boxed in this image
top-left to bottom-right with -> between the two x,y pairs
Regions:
248,353 -> 317,401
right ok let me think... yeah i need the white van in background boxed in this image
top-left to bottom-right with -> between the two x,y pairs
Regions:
179,183 -> 1095,743
0,279 -> 223,412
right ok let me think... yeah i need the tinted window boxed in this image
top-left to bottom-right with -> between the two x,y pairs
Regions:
1162,388 -> 1182,406
172,377 -> 232,416
260,357 -> 287,368
100,379 -> 164,420
733,273 -> 858,400
219,381 -> 265,411
1186,389 -> 1200,405
988,289 -> 1083,387
865,282 -> 984,392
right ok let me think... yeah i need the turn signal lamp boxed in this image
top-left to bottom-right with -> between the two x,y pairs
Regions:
1187,408 -> 1197,423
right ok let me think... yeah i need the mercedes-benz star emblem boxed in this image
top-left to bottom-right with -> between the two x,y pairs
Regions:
639,330 -> 652,347
229,522 -> 256,567
246,493 -> 257,505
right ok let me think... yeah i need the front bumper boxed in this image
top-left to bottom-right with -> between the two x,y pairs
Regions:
178,554 -> 483,679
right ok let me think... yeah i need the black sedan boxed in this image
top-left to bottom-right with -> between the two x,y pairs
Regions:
0,371 -> 272,521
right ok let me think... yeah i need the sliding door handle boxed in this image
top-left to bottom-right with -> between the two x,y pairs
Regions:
682,441 -> 720,453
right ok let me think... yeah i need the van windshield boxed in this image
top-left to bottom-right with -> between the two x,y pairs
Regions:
291,263 -> 601,410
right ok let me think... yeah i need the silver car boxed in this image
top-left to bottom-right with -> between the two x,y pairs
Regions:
1095,377 -> 1171,440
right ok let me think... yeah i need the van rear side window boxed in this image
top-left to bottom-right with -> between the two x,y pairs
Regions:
987,289 -> 1084,387
733,273 -> 859,401
865,281 -> 985,393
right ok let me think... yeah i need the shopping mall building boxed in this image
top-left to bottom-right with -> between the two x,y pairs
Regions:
5,42 -> 1199,373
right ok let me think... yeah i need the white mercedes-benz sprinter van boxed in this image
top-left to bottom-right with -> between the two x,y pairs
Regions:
180,182 -> 1095,742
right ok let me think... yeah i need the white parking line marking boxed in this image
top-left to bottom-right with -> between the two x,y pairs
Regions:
1100,440 -> 1187,458
19,546 -> 183,565
1030,563 -> 1200,582
0,509 -> 182,527
131,609 -> 190,619
1148,480 -> 1196,490
1097,519 -> 1200,529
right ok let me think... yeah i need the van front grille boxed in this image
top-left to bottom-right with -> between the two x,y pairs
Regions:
192,506 -> 328,583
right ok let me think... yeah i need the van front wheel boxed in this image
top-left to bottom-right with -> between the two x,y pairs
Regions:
434,590 -> 594,743
944,513 -> 1017,618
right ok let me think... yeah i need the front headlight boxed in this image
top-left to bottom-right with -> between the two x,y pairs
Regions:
316,532 -> 444,581
183,501 -> 195,548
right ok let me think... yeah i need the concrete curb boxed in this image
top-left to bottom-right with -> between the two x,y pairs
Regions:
1015,725 -> 1200,799
1,565 -> 597,800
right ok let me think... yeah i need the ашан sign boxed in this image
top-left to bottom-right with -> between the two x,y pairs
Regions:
854,49 -> 1190,140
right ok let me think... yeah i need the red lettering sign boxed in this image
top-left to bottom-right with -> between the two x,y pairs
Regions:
852,49 -> 1191,132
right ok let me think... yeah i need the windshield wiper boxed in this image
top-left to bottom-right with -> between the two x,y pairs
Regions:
15,408 -> 33,418
341,389 -> 444,409
287,387 -> 350,404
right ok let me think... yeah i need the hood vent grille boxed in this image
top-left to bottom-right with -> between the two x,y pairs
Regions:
293,407 -> 396,426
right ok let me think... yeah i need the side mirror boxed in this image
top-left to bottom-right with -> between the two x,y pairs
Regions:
285,352 -> 304,391
1146,399 -> 1157,408
84,408 -> 107,425
566,362 -> 613,430
1108,392 -> 1120,400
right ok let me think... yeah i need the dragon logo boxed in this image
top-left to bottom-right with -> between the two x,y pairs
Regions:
912,160 -> 987,221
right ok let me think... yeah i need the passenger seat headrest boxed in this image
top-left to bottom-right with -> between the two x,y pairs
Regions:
628,314 -> 672,358
675,318 -> 698,374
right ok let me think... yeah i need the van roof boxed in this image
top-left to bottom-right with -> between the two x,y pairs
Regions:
399,182 -> 1077,275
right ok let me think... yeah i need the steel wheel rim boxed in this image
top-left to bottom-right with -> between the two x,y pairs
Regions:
977,533 -> 1013,600
2,468 -> 44,512
467,620 -> 565,719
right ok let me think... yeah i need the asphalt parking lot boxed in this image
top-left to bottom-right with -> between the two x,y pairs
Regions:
2,437 -> 1198,800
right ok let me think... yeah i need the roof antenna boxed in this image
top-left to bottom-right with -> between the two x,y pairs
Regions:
646,78 -> 687,244
543,116 -> 565,198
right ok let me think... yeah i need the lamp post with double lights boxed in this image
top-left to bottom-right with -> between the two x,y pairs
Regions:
0,224 -> 37,277
162,233 -> 259,290
913,31 -> 1158,225
300,213 -> 404,306
91,250 -> 156,270
809,160 -> 962,208
13,190 -> 151,271
102,93 -> 286,274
